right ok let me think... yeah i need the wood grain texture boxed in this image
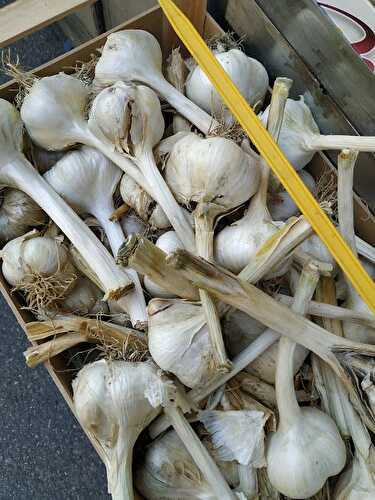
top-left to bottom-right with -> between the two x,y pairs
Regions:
102,0 -> 156,30
0,0 -> 96,48
225,0 -> 375,212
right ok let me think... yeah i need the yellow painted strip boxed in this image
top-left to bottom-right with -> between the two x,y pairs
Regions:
158,0 -> 375,314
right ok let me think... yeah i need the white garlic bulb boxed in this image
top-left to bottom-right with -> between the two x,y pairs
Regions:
268,170 -> 316,221
297,234 -> 334,265
0,188 -> 46,242
260,97 -> 320,171
60,277 -> 107,316
148,298 -> 214,388
1,231 -> 72,287
186,49 -> 268,124
223,309 -> 266,357
144,231 -> 183,298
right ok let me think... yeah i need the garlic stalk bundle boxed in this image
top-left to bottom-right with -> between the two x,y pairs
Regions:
268,170 -> 316,221
94,30 -> 217,134
120,172 -> 170,230
167,48 -> 191,133
165,131 -> 259,367
337,149 -> 375,344
0,98 -> 133,301
186,48 -> 268,125
260,96 -> 375,170
0,188 -> 46,242
144,231 -> 183,298
44,146 -> 147,328
266,262 -> 346,499
148,298 -> 214,388
73,360 -> 161,500
90,82 -> 195,251
215,77 -> 291,275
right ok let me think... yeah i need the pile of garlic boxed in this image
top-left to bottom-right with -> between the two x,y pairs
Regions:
2,29 -> 375,500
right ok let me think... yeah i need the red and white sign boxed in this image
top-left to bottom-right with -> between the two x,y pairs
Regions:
318,0 -> 375,71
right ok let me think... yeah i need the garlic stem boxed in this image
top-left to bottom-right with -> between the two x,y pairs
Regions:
307,134 -> 375,152
24,332 -> 85,368
111,438 -> 135,500
276,293 -> 375,329
137,150 -> 195,252
356,236 -> 375,265
4,154 -> 133,301
337,149 -> 358,255
147,73 -> 218,135
195,210 -> 229,369
276,262 -> 319,431
165,404 -> 236,500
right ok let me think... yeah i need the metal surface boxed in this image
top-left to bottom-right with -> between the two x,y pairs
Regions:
225,0 -> 375,211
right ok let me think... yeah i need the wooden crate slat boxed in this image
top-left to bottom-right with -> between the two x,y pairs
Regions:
0,0 -> 96,48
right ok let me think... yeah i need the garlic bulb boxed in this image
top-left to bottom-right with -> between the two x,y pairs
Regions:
1,97 -> 132,302
223,309 -> 266,357
73,360 -> 161,500
148,299 -> 214,388
120,213 -> 147,237
266,263 -> 346,498
296,234 -> 334,265
268,170 -> 316,221
1,231 -> 73,287
94,30 -> 216,134
186,48 -> 268,124
60,277 -> 107,316
120,172 -> 170,230
166,132 -> 259,367
0,188 -> 46,242
334,449 -> 375,499
260,96 -> 375,171
90,82 -> 195,251
136,430 -> 217,500
215,77 -> 291,277
144,231 -> 183,298
44,146 -> 147,328
30,143 -> 64,173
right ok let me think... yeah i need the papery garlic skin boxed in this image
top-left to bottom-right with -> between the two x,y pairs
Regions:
260,97 -> 320,171
73,360 -> 161,500
215,215 -> 283,274
186,49 -> 268,124
267,407 -> 346,499
144,231 -> 183,298
21,73 -> 90,150
60,277 -> 107,316
268,170 -> 316,221
148,299 -> 214,388
136,430 -> 217,500
334,449 -> 375,499
165,133 -> 259,212
1,232 -> 72,286
0,188 -> 46,242
297,234 -> 334,264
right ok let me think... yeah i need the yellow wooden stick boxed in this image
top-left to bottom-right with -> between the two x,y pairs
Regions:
158,0 -> 375,314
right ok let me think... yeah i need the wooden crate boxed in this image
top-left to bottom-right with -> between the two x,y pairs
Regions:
0,0 -> 374,464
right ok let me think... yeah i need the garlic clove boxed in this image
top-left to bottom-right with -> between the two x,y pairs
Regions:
186,48 -> 268,125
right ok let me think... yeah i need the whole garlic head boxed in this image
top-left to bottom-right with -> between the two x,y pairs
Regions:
148,299 -> 214,388
186,49 -> 268,124
260,97 -> 320,171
